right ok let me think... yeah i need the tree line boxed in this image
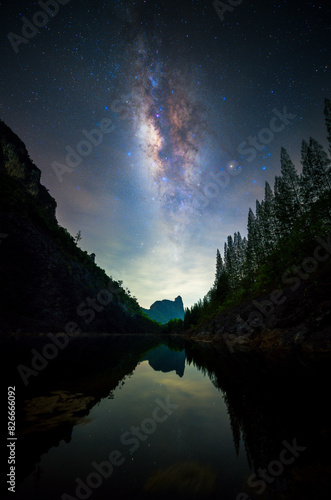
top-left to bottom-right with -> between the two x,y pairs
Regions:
184,98 -> 331,329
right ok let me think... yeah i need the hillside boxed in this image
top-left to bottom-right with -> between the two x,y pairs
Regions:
0,120 -> 159,334
186,252 -> 331,352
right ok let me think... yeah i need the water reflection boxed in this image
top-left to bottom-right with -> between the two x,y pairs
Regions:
141,344 -> 186,377
4,335 -> 331,500
184,342 -> 331,499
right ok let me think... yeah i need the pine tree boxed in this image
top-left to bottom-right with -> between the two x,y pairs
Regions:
208,249 -> 230,307
324,97 -> 331,157
222,232 -> 247,288
274,175 -> 290,237
187,100 -> 331,330
233,232 -> 240,284
213,249 -> 223,289
274,148 -> 302,236
300,139 -> 314,205
263,181 -> 279,247
241,236 -> 248,260
214,270 -> 230,305
301,137 -> 331,211
234,231 -> 246,282
224,235 -> 235,288
255,200 -> 266,262
184,307 -> 191,329
245,207 -> 258,275
308,137 -> 331,192
281,147 -> 302,208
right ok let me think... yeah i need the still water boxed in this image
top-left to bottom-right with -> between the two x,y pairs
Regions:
6,334 -> 331,500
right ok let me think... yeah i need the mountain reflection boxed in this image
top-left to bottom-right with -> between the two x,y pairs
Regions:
141,344 -> 186,377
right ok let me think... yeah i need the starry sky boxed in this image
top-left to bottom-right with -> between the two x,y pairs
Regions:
0,0 -> 330,309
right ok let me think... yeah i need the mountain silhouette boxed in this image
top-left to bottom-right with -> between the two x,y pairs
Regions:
142,296 -> 184,324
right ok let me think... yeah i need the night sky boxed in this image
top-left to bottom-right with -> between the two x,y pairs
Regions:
1,0 -> 329,309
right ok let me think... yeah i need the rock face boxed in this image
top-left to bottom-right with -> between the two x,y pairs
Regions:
142,296 -> 185,324
0,120 -> 57,220
0,120 -> 157,334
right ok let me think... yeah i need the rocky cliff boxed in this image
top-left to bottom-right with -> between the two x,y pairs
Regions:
0,120 -> 158,334
142,295 -> 185,324
0,120 -> 56,220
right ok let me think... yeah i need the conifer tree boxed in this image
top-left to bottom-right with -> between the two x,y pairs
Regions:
234,231 -> 245,282
300,139 -> 314,205
274,148 -> 302,236
245,207 -> 258,275
224,235 -> 235,288
263,181 -> 279,247
324,97 -> 331,156
281,147 -> 302,207
301,138 -> 331,208
308,137 -> 331,192
274,175 -> 289,237
185,100 -> 330,329
233,233 -> 240,284
255,200 -> 266,262
208,248 -> 230,306
213,249 -> 224,289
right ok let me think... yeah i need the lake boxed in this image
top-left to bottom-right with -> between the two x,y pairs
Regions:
5,334 -> 331,500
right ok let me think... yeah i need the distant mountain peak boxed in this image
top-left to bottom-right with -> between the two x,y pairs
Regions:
142,296 -> 185,324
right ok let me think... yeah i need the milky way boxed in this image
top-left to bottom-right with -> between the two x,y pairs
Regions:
120,34 -> 212,249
